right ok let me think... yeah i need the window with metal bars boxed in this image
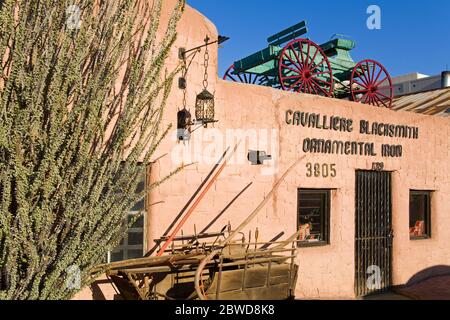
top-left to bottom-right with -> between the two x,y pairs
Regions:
107,166 -> 147,263
409,190 -> 432,240
297,189 -> 330,247
109,213 -> 145,262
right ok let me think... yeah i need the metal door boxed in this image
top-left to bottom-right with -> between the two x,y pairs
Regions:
355,170 -> 393,297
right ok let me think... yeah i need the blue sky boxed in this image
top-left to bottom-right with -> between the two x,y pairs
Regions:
187,0 -> 450,78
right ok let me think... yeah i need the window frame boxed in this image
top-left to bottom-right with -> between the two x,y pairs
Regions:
409,190 -> 432,241
297,189 -> 331,248
108,212 -> 146,262
107,164 -> 148,263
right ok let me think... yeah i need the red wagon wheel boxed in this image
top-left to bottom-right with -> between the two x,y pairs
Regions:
350,59 -> 393,108
223,64 -> 270,86
278,38 -> 333,97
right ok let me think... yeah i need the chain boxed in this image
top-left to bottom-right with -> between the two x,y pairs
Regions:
182,85 -> 187,110
182,63 -> 187,109
203,44 -> 209,89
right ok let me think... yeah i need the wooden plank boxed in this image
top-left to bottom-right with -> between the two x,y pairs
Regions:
208,283 -> 290,300
156,231 -> 225,242
93,252 -> 203,273
244,268 -> 268,288
109,275 -> 141,300
208,264 -> 292,293
272,230 -> 302,250
267,21 -> 307,44
269,275 -> 289,286
269,28 -> 308,47
221,255 -> 294,268
93,256 -> 173,273
208,269 -> 244,292
233,47 -> 278,73
269,264 -> 291,277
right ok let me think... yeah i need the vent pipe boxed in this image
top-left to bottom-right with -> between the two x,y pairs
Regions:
441,71 -> 450,88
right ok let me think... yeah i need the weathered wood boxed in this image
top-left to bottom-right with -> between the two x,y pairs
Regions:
113,265 -> 195,274
95,158 -> 303,300
208,283 -> 290,300
272,229 -> 303,249
208,268 -> 244,292
244,268 -> 268,288
290,264 -> 299,297
156,231 -> 225,242
109,275 -> 141,300
93,256 -> 173,273
269,275 -> 290,286
126,273 -> 146,300
107,260 -> 297,300
260,232 -> 285,250
92,252 -> 202,273
223,246 -> 296,260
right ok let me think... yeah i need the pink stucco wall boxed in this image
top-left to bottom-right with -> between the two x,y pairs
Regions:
149,82 -> 450,299
76,0 -> 450,299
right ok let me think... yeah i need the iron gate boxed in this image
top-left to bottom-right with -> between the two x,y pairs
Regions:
355,170 -> 393,297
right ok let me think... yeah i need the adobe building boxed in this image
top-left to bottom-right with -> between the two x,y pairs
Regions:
76,0 -> 450,299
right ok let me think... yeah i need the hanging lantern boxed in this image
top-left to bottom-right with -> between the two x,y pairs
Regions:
177,107 -> 192,141
195,36 -> 216,127
177,107 -> 192,130
195,89 -> 215,124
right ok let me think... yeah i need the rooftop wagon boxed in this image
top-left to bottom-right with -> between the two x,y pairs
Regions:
224,20 -> 394,108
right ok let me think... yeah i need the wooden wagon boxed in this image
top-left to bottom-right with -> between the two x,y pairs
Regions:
224,20 -> 394,108
94,232 -> 299,300
92,151 -> 305,300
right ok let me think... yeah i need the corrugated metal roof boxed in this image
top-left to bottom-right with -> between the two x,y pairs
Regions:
392,87 -> 450,117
